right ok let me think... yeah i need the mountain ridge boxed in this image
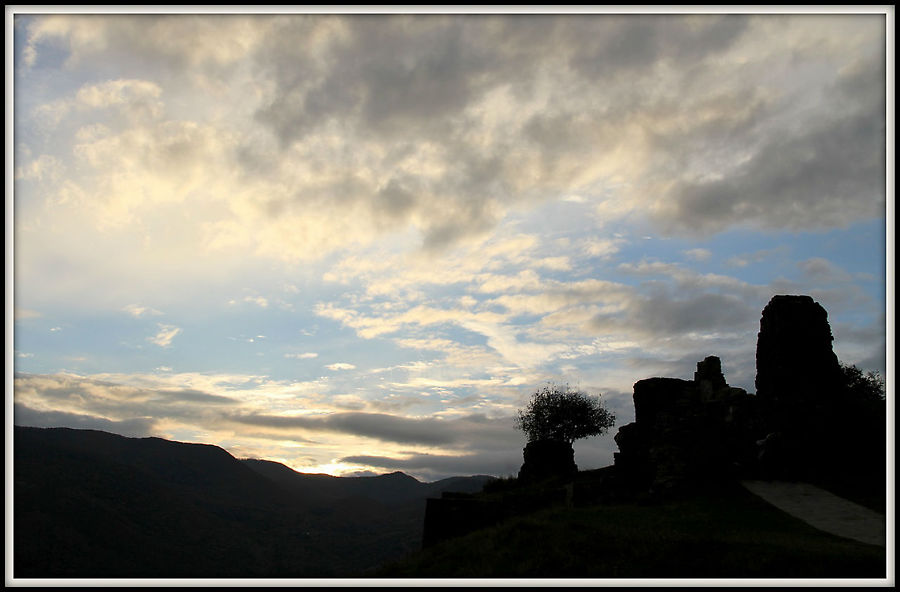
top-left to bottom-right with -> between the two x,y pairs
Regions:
239,457 -> 494,504
12,424 -> 496,577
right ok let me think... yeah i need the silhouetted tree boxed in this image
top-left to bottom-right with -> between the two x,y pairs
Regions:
840,363 -> 885,402
515,385 -> 615,445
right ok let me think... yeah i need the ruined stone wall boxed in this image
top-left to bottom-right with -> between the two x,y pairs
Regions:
613,356 -> 756,493
517,439 -> 577,483
613,294 -> 855,490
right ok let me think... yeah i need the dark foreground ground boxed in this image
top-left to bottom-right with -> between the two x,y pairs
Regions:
12,426 -> 887,580
378,481 -> 886,579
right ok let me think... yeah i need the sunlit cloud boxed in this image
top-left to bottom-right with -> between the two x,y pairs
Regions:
148,324 -> 182,347
285,352 -> 318,360
123,303 -> 163,317
14,308 -> 43,320
325,362 -> 357,371
243,295 -> 269,308
684,248 -> 712,262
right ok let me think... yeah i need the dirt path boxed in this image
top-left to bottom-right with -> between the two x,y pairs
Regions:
741,480 -> 886,547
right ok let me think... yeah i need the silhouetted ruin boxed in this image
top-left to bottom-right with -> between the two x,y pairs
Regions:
753,294 -> 849,479
613,355 -> 758,494
518,439 -> 578,483
422,294 -> 885,546
610,293 -> 880,492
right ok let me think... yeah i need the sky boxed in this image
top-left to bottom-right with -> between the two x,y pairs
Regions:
7,8 -> 892,482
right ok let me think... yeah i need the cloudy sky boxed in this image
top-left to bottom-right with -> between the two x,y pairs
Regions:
8,8 -> 891,481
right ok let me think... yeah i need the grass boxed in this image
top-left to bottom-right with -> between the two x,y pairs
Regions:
377,482 -> 886,579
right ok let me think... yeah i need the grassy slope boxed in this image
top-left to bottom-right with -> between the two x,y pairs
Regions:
378,482 -> 886,579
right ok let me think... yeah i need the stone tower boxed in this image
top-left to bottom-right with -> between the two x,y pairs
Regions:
755,295 -> 843,431
754,295 -> 846,479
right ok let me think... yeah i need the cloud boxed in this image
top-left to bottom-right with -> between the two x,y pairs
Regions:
16,14 -> 886,290
798,257 -> 854,282
684,248 -> 712,262
148,324 -> 182,347
285,352 -> 318,360
831,315 -> 887,374
325,362 -> 356,371
591,292 -> 757,338
662,108 -> 886,235
12,13 -> 887,481
12,368 -> 612,479
14,154 -> 63,182
647,18 -> 886,235
22,15 -> 273,78
338,428 -> 620,482
75,79 -> 163,121
227,410 -> 522,450
243,295 -> 269,308
338,451 -> 520,481
12,372 -> 244,447
229,411 -> 457,446
582,238 -> 624,259
726,246 -> 787,268
14,308 -> 43,320
14,403 -> 157,438
123,303 -> 163,317
30,79 -> 163,133
246,14 -> 882,255
14,372 -> 239,410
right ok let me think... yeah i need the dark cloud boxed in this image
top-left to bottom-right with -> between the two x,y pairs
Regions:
228,410 -> 523,451
229,411 -> 458,446
255,15 -> 496,144
568,14 -> 749,79
244,14 -> 886,254
13,402 -> 157,438
13,374 -> 240,437
658,28 -> 886,235
339,451 -> 519,479
24,14 -> 885,260
14,373 -> 238,406
157,388 -> 238,405
831,316 -> 888,373
340,429 -> 622,480
420,196 -> 500,251
370,178 -> 420,230
255,15 -> 751,145
665,109 -> 885,234
591,292 -> 758,337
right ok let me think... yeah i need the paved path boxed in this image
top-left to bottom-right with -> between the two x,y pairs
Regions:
741,480 -> 886,547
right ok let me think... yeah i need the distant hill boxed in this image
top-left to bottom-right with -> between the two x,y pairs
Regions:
241,458 -> 494,504
12,425 -> 495,578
